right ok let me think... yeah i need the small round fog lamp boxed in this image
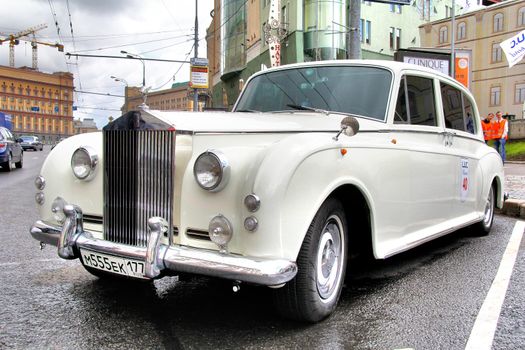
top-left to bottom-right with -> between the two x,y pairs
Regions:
244,216 -> 258,232
208,215 -> 233,246
244,194 -> 260,212
35,192 -> 45,205
34,175 -> 46,190
51,197 -> 67,224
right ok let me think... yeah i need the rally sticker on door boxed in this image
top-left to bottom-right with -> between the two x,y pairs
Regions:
460,158 -> 469,202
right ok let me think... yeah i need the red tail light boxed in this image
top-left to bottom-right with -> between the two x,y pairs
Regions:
0,142 -> 6,151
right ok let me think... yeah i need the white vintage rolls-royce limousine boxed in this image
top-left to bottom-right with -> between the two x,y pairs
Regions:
30,60 -> 504,322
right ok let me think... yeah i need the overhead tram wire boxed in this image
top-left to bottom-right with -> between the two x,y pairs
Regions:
64,0 -> 85,104
72,34 -> 193,53
149,43 -> 194,91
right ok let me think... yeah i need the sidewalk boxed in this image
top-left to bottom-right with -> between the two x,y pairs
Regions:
504,162 -> 525,200
500,162 -> 525,218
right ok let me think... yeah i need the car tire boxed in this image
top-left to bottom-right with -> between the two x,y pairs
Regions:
474,184 -> 495,236
273,197 -> 348,322
2,153 -> 12,172
15,152 -> 23,169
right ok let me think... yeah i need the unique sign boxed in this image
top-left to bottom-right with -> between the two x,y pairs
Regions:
500,29 -> 525,68
403,56 -> 450,75
368,0 -> 411,4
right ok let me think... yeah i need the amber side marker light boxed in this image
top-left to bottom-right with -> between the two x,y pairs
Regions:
340,148 -> 348,156
391,139 -> 397,144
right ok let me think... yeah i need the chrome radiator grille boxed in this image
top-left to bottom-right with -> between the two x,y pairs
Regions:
103,130 -> 175,247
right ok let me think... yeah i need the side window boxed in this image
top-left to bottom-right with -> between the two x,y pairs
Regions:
463,93 -> 476,135
394,75 -> 437,126
440,82 -> 476,134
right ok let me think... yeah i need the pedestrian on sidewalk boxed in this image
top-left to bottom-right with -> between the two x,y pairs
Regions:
493,111 -> 508,163
481,112 -> 494,144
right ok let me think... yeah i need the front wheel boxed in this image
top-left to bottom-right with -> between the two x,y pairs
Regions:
273,198 -> 348,322
474,184 -> 495,235
2,153 -> 12,172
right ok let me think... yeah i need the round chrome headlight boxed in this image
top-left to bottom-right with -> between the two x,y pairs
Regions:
71,146 -> 98,180
51,197 -> 67,224
193,150 -> 230,192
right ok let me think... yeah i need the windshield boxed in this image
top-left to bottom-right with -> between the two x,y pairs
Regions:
21,136 -> 35,141
235,65 -> 392,121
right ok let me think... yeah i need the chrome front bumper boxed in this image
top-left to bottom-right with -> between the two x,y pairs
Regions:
30,205 -> 297,286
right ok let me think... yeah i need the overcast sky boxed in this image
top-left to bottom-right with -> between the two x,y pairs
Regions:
0,0 -> 215,128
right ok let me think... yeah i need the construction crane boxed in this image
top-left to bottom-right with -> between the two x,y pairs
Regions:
0,24 -> 64,70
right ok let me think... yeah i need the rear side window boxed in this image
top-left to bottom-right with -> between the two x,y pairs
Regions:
394,75 -> 437,126
440,82 -> 476,134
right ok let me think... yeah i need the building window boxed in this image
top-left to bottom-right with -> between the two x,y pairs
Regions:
389,4 -> 401,13
492,43 -> 502,63
360,19 -> 364,42
515,83 -> 525,104
365,20 -> 371,44
519,7 -> 525,26
457,22 -> 466,40
389,27 -> 401,50
446,5 -> 452,17
493,13 -> 504,33
439,26 -> 448,44
490,86 -> 501,106
421,0 -> 431,20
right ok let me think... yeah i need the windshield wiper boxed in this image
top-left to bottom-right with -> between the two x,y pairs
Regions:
236,109 -> 260,113
286,104 -> 330,115
284,104 -> 361,119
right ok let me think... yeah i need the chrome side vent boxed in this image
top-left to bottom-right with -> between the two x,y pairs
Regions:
186,228 -> 210,241
84,214 -> 103,225
103,130 -> 175,247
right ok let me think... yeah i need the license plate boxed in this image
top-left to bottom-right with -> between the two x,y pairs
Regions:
80,249 -> 146,279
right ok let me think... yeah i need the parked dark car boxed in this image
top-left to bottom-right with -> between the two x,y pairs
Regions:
0,127 -> 23,171
20,135 -> 43,151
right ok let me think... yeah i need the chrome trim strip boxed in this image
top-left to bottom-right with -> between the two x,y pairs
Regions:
30,215 -> 297,286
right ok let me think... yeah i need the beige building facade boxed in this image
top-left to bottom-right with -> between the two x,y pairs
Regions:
420,0 -> 525,127
0,65 -> 74,143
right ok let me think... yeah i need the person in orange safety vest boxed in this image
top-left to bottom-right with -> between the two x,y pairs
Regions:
493,111 -> 508,163
481,112 -> 494,143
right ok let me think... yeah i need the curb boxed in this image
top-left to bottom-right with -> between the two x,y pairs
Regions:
498,199 -> 525,219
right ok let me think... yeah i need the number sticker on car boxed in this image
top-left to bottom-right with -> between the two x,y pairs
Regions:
80,249 -> 146,279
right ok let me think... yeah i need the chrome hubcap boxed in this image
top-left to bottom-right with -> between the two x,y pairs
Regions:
483,187 -> 494,227
316,215 -> 344,302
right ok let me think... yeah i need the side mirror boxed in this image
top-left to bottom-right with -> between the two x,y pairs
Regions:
16,138 -> 23,143
333,116 -> 359,141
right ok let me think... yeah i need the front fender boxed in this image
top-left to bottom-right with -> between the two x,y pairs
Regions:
37,132 -> 103,225
250,132 -> 376,261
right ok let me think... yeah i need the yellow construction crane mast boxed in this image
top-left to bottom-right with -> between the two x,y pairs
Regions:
0,24 -> 64,70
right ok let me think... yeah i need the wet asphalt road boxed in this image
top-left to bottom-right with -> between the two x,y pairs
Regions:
0,148 -> 524,350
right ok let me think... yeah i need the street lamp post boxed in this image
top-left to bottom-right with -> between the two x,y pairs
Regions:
111,75 -> 129,113
121,50 -> 145,88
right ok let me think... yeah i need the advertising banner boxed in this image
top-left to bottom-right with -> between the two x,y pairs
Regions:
500,29 -> 525,68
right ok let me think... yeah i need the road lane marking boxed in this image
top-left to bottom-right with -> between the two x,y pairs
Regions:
465,220 -> 525,350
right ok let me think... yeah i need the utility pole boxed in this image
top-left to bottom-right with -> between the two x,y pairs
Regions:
348,0 -> 361,59
193,0 -> 199,112
451,0 -> 456,80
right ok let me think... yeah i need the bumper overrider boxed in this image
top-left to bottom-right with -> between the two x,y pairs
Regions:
30,204 -> 297,286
